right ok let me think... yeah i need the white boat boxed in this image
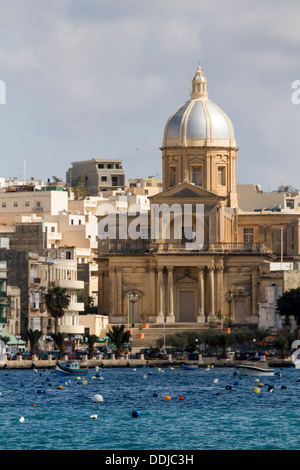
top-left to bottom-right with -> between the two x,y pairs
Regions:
236,360 -> 275,377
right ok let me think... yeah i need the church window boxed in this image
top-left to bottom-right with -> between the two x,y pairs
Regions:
217,167 -> 226,186
243,228 -> 254,244
192,167 -> 202,186
170,167 -> 177,187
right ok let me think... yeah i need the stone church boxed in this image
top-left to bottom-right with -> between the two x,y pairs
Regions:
97,66 -> 299,329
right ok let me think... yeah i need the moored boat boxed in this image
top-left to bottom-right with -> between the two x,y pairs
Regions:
56,361 -> 88,376
181,364 -> 198,370
236,360 -> 274,377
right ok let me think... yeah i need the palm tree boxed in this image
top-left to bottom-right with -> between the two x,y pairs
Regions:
51,332 -> 66,357
106,324 -> 131,358
44,287 -> 70,334
86,334 -> 99,358
26,329 -> 43,355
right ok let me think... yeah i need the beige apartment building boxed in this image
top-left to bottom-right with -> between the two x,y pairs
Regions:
66,158 -> 125,195
97,66 -> 300,330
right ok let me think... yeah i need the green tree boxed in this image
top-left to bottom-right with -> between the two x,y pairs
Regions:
86,334 -> 99,358
0,335 -> 10,346
78,291 -> 96,313
272,335 -> 289,358
276,288 -> 300,326
73,174 -> 89,200
45,287 -> 70,334
106,325 -> 131,358
26,329 -> 43,355
51,332 -> 66,356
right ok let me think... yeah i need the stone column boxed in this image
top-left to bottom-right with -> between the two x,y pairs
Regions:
116,267 -> 123,318
166,266 -> 175,323
156,266 -> 164,322
208,266 -> 215,320
148,266 -> 156,322
197,267 -> 205,324
252,266 -> 258,320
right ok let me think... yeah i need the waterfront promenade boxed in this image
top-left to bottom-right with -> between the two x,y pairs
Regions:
0,354 -> 294,370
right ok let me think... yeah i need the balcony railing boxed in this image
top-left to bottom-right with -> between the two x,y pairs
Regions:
101,240 -> 271,254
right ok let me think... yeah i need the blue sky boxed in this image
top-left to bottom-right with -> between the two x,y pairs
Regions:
0,0 -> 299,191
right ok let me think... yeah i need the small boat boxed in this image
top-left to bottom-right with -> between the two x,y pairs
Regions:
56,361 -> 88,376
236,360 -> 274,377
181,364 -> 198,371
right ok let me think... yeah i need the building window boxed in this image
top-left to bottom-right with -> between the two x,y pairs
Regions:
192,167 -> 202,186
101,176 -> 107,182
25,202 -> 30,207
170,167 -> 177,187
98,164 -> 104,169
14,202 -> 18,207
2,203 -> 6,208
217,167 -> 226,186
243,228 -> 254,244
107,164 -> 112,169
286,199 -> 294,209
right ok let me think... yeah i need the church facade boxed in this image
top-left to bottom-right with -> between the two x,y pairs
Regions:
97,66 -> 299,329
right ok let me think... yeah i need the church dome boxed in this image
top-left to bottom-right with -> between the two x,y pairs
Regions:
162,66 -> 236,148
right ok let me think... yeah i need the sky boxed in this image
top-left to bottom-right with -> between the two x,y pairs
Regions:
0,0 -> 299,191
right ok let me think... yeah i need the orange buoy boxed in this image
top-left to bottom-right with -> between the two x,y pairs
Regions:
163,395 -> 172,400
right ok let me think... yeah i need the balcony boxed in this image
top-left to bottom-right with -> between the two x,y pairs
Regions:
65,302 -> 85,312
57,324 -> 85,334
48,231 -> 62,240
54,279 -> 84,290
102,240 -> 271,255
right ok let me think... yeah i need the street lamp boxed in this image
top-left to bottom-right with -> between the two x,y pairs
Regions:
16,334 -> 21,353
129,291 -> 139,328
225,290 -> 234,321
45,335 -> 52,352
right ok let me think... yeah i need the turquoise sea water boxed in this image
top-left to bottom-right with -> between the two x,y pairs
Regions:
0,365 -> 299,451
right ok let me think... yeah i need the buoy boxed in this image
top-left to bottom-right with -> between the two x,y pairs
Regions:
258,383 -> 264,387
37,390 -> 46,394
255,378 -> 259,382
92,394 -> 104,403
89,414 -> 98,419
143,375 -> 147,379
225,385 -> 232,390
253,387 -> 261,394
281,385 -> 287,390
178,396 -> 184,400
268,385 -> 274,392
152,393 -> 158,397
163,395 -> 172,400
19,417 -> 25,423
132,410 -> 141,418
95,372 -> 102,377
233,381 -> 239,386
99,376 -> 104,381
82,380 -> 88,386
214,378 -> 218,384
57,385 -> 63,390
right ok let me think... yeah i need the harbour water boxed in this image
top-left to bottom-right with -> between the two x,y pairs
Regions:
0,365 -> 299,451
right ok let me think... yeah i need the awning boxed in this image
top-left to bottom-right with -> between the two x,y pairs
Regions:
0,333 -> 26,345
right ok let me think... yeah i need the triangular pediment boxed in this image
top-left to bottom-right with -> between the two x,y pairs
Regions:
149,181 -> 225,203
